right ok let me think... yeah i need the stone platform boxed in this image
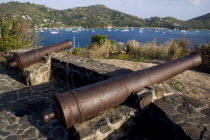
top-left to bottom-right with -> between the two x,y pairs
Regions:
0,52 -> 210,140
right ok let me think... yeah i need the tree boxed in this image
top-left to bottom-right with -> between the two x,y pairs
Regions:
0,16 -> 40,53
91,34 -> 115,45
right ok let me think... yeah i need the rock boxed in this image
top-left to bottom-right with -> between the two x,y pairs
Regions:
6,124 -> 19,131
100,125 -> 111,133
22,128 -> 37,138
201,108 -> 210,116
177,102 -> 195,114
204,124 -> 210,131
2,93 -> 17,101
109,115 -> 122,124
153,97 -> 177,115
7,117 -> 16,124
185,117 -> 210,126
0,131 -> 10,137
52,127 -> 65,139
183,96 -> 204,108
169,94 -> 185,106
98,118 -> 111,133
168,114 -> 187,123
90,123 -> 100,131
203,131 -> 210,139
154,86 -> 165,99
79,128 -> 93,139
0,118 -> 9,128
39,66 -> 49,74
138,92 -> 153,108
19,123 -> 31,129
19,116 -> 28,124
187,112 -> 206,119
179,123 -> 202,140
0,86 -> 11,91
5,135 -> 22,140
16,130 -> 24,135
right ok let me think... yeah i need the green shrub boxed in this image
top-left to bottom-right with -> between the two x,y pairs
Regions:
72,47 -> 82,55
176,38 -> 191,57
168,80 -> 185,91
126,40 -> 140,54
91,34 -> 115,46
109,54 -> 131,60
0,16 -> 39,53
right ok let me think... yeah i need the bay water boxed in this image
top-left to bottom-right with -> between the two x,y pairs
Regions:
39,28 -> 210,48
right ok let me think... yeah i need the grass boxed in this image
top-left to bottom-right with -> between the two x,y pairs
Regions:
167,80 -> 185,91
70,38 -> 191,60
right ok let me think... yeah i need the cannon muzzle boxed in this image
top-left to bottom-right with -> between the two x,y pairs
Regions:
42,53 -> 202,129
7,40 -> 72,69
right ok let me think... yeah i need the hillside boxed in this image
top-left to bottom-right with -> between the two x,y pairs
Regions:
189,13 -> 210,29
190,13 -> 210,21
0,1 -> 209,29
0,2 -> 145,28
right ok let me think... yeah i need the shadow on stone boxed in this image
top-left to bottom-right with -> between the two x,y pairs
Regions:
0,66 -> 134,140
106,103 -> 191,140
0,79 -> 76,140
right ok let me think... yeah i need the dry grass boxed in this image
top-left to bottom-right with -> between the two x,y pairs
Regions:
70,39 -> 209,72
76,39 -> 190,61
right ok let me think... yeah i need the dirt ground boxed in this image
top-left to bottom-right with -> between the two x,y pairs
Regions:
96,59 -> 210,105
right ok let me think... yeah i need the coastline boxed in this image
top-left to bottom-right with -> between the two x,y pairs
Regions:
37,27 -> 210,31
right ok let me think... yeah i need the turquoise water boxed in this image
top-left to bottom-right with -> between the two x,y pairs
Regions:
39,28 -> 210,48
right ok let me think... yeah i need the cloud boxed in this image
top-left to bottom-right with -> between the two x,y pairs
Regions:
186,0 -> 209,5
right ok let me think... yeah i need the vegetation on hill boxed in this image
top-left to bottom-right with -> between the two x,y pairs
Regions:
189,13 -> 210,29
0,16 -> 39,53
0,2 -> 144,28
0,16 -> 40,67
0,1 -> 210,29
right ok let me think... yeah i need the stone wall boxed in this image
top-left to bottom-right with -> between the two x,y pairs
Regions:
18,56 -> 51,86
50,53 -> 132,88
4,50 -> 210,140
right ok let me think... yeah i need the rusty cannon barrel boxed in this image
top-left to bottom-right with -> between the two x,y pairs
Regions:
7,40 -> 72,70
42,53 -> 202,129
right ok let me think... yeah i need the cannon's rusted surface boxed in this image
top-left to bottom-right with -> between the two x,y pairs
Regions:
42,53 -> 202,129
7,40 -> 72,69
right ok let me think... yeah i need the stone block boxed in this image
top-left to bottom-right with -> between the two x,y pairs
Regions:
177,102 -> 195,114
201,108 -> 210,116
204,124 -> 210,131
203,131 -> 210,140
154,86 -> 165,99
5,135 -> 22,140
168,114 -> 187,123
78,128 -> 93,139
138,92 -> 153,108
183,96 -> 204,108
18,61 -> 51,86
153,97 -> 177,115
22,128 -> 37,138
109,115 -> 122,124
100,125 -> 111,133
179,123 -> 202,140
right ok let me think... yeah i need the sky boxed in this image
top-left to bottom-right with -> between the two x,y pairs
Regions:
1,0 -> 210,20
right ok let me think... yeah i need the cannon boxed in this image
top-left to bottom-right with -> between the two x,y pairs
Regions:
42,53 -> 201,129
7,40 -> 72,70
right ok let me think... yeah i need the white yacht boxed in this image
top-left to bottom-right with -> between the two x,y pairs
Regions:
50,31 -> 58,34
